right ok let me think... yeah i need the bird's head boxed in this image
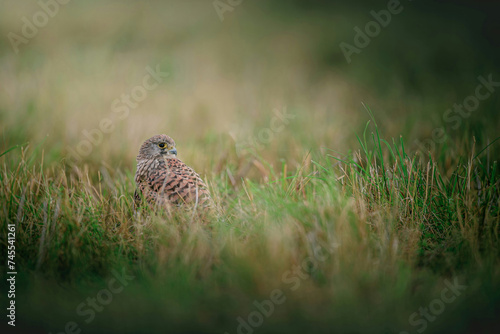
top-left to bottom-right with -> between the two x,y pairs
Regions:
137,134 -> 177,161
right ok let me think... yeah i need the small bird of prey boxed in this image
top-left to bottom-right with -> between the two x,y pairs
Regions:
134,134 -> 212,211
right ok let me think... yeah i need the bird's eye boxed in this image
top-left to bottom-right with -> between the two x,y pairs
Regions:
158,143 -> 166,149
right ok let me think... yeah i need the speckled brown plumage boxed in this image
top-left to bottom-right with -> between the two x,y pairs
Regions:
134,134 -> 212,210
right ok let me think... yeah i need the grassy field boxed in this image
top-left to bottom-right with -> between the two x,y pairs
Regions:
1,1 -> 500,333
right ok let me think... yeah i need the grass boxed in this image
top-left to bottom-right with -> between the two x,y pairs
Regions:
1,1 -> 500,333
1,117 -> 499,333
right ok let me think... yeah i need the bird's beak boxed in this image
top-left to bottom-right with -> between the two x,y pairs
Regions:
168,148 -> 177,155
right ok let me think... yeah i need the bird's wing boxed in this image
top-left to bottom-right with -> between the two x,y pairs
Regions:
141,158 -> 211,207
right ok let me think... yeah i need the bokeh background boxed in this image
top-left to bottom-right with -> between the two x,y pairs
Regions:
1,0 -> 500,333
1,0 -> 499,170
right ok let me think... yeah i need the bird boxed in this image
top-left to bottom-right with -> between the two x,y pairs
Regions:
134,134 -> 212,211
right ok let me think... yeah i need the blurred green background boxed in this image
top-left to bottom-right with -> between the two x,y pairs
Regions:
1,0 -> 500,333
1,0 -> 499,169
